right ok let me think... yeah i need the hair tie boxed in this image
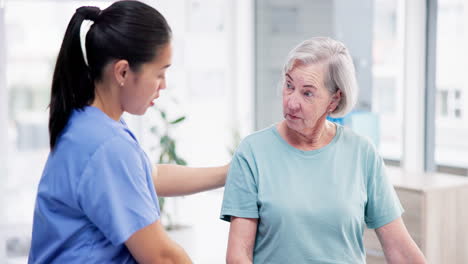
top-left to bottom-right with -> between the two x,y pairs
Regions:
79,19 -> 94,67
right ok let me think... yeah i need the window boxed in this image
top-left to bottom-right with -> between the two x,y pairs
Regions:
435,0 -> 468,169
372,0 -> 404,161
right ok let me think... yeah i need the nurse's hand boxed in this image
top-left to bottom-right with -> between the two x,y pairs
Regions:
152,163 -> 230,197
125,219 -> 192,263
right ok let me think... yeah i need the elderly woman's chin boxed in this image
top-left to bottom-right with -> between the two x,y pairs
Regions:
284,115 -> 304,130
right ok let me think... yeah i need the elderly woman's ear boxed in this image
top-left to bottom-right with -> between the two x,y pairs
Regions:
329,90 -> 342,113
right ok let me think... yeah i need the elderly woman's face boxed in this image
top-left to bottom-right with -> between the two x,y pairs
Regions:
282,63 -> 336,132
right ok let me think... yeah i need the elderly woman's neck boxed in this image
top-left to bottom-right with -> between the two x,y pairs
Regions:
280,119 -> 336,151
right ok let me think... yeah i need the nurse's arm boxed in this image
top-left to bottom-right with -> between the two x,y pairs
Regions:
375,217 -> 426,263
226,216 -> 257,264
152,163 -> 229,197
126,219 -> 192,264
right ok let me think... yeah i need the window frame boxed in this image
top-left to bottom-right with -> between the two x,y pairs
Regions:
389,0 -> 467,176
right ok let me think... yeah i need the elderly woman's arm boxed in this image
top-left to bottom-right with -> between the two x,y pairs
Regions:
152,164 -> 229,197
376,217 -> 426,263
226,217 -> 258,264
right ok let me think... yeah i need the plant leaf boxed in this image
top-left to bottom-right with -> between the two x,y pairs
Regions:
170,116 -> 186,124
160,111 -> 167,120
160,135 -> 170,146
158,197 -> 165,212
176,157 -> 187,166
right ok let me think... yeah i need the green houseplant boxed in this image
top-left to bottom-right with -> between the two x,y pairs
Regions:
149,106 -> 186,230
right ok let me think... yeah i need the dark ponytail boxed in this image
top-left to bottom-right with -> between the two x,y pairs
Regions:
49,1 -> 172,150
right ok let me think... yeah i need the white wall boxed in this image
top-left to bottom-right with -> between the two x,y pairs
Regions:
0,3 -> 7,261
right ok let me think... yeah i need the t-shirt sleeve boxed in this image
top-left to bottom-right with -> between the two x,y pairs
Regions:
77,136 -> 160,245
220,140 -> 259,222
364,144 -> 404,229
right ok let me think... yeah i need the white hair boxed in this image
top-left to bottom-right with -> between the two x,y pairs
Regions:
282,37 -> 358,118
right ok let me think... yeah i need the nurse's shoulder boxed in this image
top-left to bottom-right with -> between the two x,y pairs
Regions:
57,106 -> 133,155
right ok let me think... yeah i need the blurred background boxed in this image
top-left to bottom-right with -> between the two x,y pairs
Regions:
0,0 -> 467,263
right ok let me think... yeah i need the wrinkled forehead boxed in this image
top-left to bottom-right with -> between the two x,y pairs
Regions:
286,62 -> 327,86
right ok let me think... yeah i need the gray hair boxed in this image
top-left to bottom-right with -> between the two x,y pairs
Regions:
282,37 -> 358,118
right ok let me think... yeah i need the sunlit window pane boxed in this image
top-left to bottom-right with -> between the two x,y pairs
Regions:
372,0 -> 404,161
435,0 -> 468,168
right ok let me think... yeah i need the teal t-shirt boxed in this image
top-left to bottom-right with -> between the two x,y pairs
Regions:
220,124 -> 403,263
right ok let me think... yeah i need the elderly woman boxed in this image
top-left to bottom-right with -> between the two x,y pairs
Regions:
220,37 -> 425,263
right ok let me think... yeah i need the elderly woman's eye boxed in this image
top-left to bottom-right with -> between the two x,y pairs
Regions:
304,91 -> 313,97
286,83 -> 294,90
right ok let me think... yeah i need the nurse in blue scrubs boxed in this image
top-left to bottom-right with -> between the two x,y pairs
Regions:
28,1 -> 227,263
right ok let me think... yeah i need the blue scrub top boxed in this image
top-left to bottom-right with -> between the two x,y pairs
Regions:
29,106 -> 160,264
221,124 -> 403,263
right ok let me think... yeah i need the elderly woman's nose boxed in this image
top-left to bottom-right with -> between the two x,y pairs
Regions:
287,94 -> 301,109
